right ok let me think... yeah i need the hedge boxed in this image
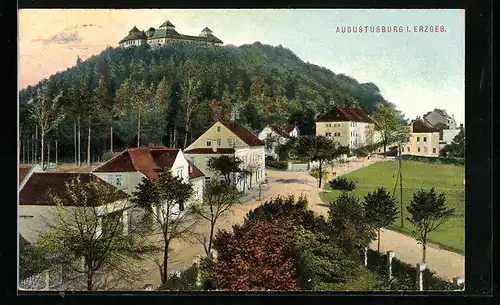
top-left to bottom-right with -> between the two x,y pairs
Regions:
265,160 -> 288,170
328,176 -> 357,191
399,154 -> 465,165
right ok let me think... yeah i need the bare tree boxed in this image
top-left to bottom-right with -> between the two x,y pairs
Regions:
28,84 -> 65,168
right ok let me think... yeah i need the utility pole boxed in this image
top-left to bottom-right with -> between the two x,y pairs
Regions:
399,144 -> 404,228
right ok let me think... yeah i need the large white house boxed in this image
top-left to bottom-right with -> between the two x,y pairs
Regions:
93,145 -> 205,204
257,124 -> 299,160
184,121 -> 266,192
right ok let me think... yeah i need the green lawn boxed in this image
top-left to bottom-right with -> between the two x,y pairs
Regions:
319,160 -> 465,254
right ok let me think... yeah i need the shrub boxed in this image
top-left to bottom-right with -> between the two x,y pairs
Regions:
328,176 -> 357,191
265,155 -> 277,162
400,154 -> 465,165
265,159 -> 288,170
159,263 -> 200,291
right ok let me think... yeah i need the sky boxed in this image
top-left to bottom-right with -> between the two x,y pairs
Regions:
18,9 -> 465,124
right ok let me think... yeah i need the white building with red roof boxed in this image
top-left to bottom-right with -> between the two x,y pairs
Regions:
92,145 -> 205,203
184,121 -> 266,192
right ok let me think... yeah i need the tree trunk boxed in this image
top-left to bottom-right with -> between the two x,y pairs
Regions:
162,241 -> 169,284
169,131 -> 173,148
422,242 -> 427,264
377,228 -> 381,253
137,110 -> 141,148
87,116 -> 91,166
22,134 -> 26,164
27,136 -> 30,164
78,115 -> 81,166
55,138 -> 58,165
74,122 -> 77,165
399,146 -> 404,228
173,127 -> 177,149
32,132 -> 35,164
40,134 -> 45,169
35,126 -> 38,164
318,160 -> 323,188
110,126 -> 113,152
86,271 -> 93,291
208,220 -> 215,256
183,101 -> 191,150
47,140 -> 51,168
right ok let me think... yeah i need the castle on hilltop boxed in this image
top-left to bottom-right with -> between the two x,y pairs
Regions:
119,19 -> 223,48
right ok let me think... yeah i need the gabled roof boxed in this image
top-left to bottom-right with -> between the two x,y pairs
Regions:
160,20 -> 175,28
220,121 -> 264,147
188,163 -> 205,179
119,27 -> 147,43
411,119 -> 440,133
20,173 -> 129,206
184,148 -> 236,154
316,105 -> 374,123
93,146 -> 181,180
202,27 -> 213,32
19,164 -> 33,186
267,124 -> 297,137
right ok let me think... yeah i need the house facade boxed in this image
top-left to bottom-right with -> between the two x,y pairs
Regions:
257,124 -> 299,160
316,105 -> 380,149
93,146 -> 205,204
119,20 -> 223,48
401,119 -> 440,157
19,173 -> 131,244
423,109 -> 457,130
184,121 -> 266,192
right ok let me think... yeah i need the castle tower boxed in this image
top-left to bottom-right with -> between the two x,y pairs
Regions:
159,20 -> 176,31
199,27 -> 213,37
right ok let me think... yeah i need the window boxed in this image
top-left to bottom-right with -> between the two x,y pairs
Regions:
205,177 -> 211,184
423,137 -> 427,142
217,139 -> 221,146
206,140 -> 212,146
418,147 -> 421,152
267,132 -> 272,138
116,175 -> 123,186
190,157 -> 196,165
433,148 -> 436,153
407,147 -> 410,152
206,158 -> 212,167
417,137 -> 420,142
326,132 -> 331,137
228,138 -> 233,147
176,168 -> 183,179
108,175 -> 115,185
326,123 -> 331,127
217,126 -> 221,132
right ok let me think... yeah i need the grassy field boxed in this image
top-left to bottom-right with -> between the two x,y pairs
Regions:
319,160 -> 465,254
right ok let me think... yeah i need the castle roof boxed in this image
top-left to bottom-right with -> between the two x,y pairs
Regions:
202,27 -> 213,33
160,20 -> 175,28
119,26 -> 147,43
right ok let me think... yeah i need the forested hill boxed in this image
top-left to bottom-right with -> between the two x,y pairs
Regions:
19,41 -> 394,161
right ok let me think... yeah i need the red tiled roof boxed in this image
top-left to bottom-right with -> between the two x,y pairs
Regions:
411,119 -> 440,133
188,163 -> 205,179
316,105 -> 374,123
220,121 -> 264,146
93,146 -> 180,180
20,173 -> 129,206
19,164 -> 33,185
184,148 -> 235,154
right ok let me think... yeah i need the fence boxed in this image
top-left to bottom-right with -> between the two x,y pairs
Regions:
362,248 -> 464,291
19,265 -> 63,290
399,155 -> 465,165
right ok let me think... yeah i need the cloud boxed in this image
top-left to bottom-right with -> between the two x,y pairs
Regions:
64,24 -> 103,30
33,31 -> 83,45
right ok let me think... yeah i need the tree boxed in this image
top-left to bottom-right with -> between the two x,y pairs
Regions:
192,182 -> 242,257
133,80 -> 153,147
439,128 -> 465,158
295,135 -> 349,188
372,103 -> 401,156
36,176 -> 156,291
28,84 -> 65,168
207,155 -> 244,186
327,192 -> 375,253
212,221 -> 299,290
179,60 -> 203,149
406,188 -> 455,263
131,170 -> 199,284
309,167 -> 330,189
362,187 -> 398,253
393,122 -> 411,228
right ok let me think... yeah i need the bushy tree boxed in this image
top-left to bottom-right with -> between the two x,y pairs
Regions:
212,221 -> 299,290
207,155 -> 244,186
327,192 -> 376,253
363,187 -> 398,253
406,188 -> 455,263
309,167 -> 330,188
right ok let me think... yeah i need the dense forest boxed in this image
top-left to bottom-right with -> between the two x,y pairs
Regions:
18,41 -> 397,164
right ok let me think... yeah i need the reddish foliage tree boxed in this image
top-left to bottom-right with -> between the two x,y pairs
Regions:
212,221 -> 299,291
210,99 -> 221,121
